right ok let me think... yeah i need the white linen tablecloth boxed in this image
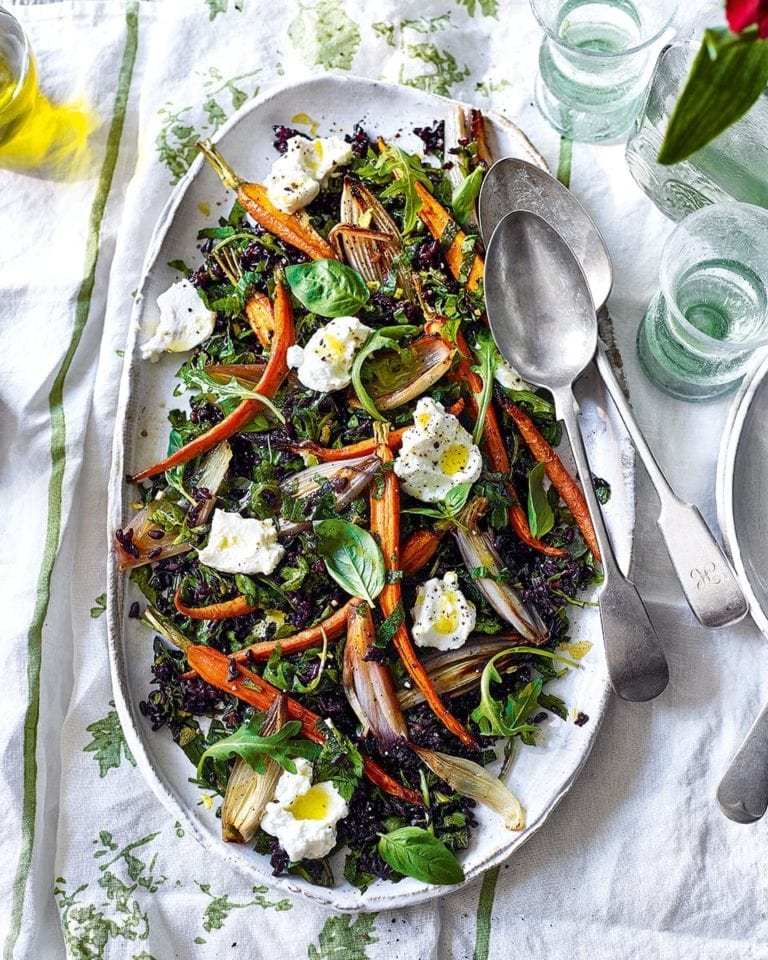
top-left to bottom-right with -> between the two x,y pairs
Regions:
1,1 -> 766,957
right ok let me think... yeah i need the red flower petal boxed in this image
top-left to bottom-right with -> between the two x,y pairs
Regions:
727,0 -> 762,31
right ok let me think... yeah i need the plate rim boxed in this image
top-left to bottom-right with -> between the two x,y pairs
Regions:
106,73 -> 620,912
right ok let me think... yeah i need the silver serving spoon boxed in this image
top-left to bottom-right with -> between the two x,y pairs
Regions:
485,210 -> 669,702
479,157 -> 748,630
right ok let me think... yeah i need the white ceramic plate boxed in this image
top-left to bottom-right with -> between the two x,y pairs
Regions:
107,75 -> 634,912
717,352 -> 768,638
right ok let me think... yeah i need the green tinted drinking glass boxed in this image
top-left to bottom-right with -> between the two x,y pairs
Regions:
530,0 -> 676,142
637,202 -> 768,402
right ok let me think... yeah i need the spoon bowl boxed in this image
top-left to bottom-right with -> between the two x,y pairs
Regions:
485,210 -> 597,390
479,157 -> 613,309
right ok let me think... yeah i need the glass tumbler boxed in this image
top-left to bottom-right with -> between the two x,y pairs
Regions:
0,7 -> 37,148
626,42 -> 768,221
637,202 -> 768,402
530,0 -> 676,142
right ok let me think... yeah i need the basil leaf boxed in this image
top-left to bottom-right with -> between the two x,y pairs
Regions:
350,324 -> 420,422
285,259 -> 370,317
658,29 -> 768,165
196,714 -> 319,777
378,827 -> 464,885
312,519 -> 386,606
526,462 -> 554,538
451,167 -> 484,227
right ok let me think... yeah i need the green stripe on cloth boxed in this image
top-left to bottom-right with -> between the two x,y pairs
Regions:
557,136 -> 573,188
3,4 -> 139,958
472,865 -> 500,960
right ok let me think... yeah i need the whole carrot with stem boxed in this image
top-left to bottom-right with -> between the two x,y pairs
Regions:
230,601 -> 353,663
197,139 -> 336,262
130,281 -> 294,483
370,425 -> 479,751
174,590 -> 258,620
498,397 -> 601,562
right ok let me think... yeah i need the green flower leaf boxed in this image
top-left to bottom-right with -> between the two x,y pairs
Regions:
312,519 -> 386,606
658,29 -> 768,165
378,826 -> 464,885
285,259 -> 370,317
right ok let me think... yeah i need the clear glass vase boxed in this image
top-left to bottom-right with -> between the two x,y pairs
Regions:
625,41 -> 768,220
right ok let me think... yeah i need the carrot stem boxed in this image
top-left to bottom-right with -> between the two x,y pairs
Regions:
370,439 -> 479,750
499,398 -> 601,562
130,282 -> 294,483
185,644 -> 422,805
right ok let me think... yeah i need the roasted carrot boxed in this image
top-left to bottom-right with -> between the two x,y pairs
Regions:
431,325 -> 567,558
499,398 -> 601,562
173,590 -> 258,620
129,282 -> 294,483
286,399 -> 465,462
370,431 -> 479,750
400,529 -> 445,578
244,291 -> 274,349
197,139 -> 337,261
413,182 -> 484,293
230,600 -> 352,663
185,644 -> 423,805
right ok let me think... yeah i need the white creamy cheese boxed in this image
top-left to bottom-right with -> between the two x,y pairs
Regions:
411,571 -> 476,650
287,315 -> 373,392
196,509 -> 284,575
265,136 -> 354,214
140,279 -> 216,362
494,357 -> 530,391
393,397 -> 483,503
260,759 -> 349,862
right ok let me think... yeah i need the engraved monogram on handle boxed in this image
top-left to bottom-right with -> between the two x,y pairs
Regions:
690,561 -> 723,590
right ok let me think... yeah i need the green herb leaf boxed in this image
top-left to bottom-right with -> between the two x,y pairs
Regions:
658,29 -> 768,165
451,167 -> 483,227
470,332 -> 501,445
443,481 -> 473,517
312,519 -> 386,606
285,260 -> 370,317
181,367 -> 286,422
234,574 -> 258,607
526,462 -> 555,539
196,714 -> 319,778
376,601 -> 405,648
350,325 -> 419,422
378,826 -> 464,885
313,720 -> 364,801
358,143 -> 434,234
471,646 -> 578,738
504,389 -> 555,417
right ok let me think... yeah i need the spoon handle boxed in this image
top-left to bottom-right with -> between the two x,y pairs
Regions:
553,387 -> 669,702
595,344 -> 748,629
717,699 -> 768,823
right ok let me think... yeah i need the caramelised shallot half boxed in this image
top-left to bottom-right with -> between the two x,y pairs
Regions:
335,177 -> 413,298
412,745 -> 525,831
115,441 -> 233,570
396,637 -> 524,711
362,336 -> 455,412
454,500 -> 548,644
343,599 -> 408,752
277,455 -> 382,537
221,696 -> 289,844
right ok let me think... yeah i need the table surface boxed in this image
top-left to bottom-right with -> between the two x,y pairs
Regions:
1,2 -> 766,959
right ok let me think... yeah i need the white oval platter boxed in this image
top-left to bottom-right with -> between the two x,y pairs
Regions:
107,75 -> 634,912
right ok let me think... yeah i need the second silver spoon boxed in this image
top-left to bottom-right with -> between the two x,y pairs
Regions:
485,210 -> 669,702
